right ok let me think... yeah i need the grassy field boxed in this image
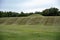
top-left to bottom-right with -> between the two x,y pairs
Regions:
0,25 -> 60,40
0,16 -> 60,40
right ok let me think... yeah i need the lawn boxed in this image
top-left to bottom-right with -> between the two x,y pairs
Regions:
0,25 -> 60,40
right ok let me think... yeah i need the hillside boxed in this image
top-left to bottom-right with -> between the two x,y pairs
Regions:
0,16 -> 60,26
0,16 -> 60,40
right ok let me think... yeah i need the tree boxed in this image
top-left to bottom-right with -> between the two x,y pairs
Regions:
0,11 -> 3,17
42,7 -> 59,16
35,11 -> 41,14
58,11 -> 60,16
18,12 -> 25,17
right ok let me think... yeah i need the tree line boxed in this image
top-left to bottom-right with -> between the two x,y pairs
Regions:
0,7 -> 60,17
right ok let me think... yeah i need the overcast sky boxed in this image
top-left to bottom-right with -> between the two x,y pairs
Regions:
0,0 -> 60,13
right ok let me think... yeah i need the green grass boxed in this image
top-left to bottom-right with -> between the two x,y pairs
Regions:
0,16 -> 60,40
0,25 -> 60,40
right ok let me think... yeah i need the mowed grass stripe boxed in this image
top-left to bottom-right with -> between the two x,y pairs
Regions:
54,17 -> 60,25
15,18 -> 28,24
0,18 -> 8,24
13,17 -> 24,24
45,17 -> 55,25
20,18 -> 30,25
0,16 -> 60,25
41,17 -> 48,25
27,17 -> 43,25
4,17 -> 18,25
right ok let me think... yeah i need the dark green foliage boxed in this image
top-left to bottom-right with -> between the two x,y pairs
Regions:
42,7 -> 59,16
58,11 -> 60,15
35,11 -> 41,14
0,7 -> 60,17
0,11 -> 19,17
0,11 -> 3,17
18,12 -> 28,17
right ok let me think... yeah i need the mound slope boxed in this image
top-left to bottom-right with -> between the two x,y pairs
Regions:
0,16 -> 60,25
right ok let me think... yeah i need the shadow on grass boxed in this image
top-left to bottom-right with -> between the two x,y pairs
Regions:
55,32 -> 60,40
0,32 -> 4,40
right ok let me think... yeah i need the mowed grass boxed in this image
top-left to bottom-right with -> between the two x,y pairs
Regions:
0,16 -> 60,40
0,16 -> 60,25
0,25 -> 60,40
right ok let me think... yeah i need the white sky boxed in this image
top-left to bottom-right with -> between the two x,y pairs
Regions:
0,0 -> 60,13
